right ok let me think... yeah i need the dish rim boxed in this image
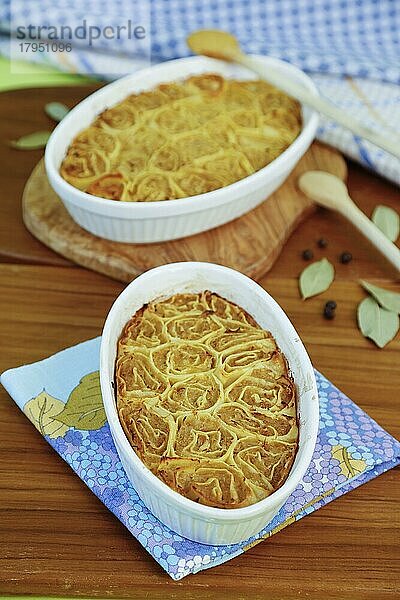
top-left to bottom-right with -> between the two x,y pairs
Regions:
45,55 -> 319,216
100,262 -> 319,521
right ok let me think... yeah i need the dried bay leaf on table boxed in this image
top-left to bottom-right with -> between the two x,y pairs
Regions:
9,130 -> 51,150
45,101 -> 69,122
54,371 -> 107,430
371,205 -> 399,242
357,296 -> 399,348
360,280 -> 400,314
299,258 -> 335,299
23,391 -> 68,438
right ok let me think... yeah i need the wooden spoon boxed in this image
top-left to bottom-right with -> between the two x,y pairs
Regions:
298,170 -> 400,273
187,30 -> 400,159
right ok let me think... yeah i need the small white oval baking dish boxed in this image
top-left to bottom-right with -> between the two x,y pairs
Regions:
45,56 -> 319,243
100,262 -> 319,544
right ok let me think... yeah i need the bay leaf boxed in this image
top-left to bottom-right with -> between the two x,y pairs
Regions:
371,205 -> 399,242
360,280 -> 400,313
299,258 -> 335,299
23,391 -> 68,438
45,101 -> 69,122
10,130 -> 51,150
54,371 -> 106,430
357,296 -> 399,348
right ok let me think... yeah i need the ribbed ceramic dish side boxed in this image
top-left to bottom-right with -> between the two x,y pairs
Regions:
63,178 -> 287,242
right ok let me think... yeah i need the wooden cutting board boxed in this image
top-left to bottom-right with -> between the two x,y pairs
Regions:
22,142 -> 346,283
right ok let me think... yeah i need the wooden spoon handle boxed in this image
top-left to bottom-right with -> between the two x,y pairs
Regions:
338,200 -> 400,273
238,54 -> 400,159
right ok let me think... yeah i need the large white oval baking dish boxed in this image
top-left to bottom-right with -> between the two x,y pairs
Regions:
45,56 -> 319,243
100,262 -> 319,544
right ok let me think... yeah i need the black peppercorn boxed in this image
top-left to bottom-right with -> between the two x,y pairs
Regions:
302,249 -> 314,260
317,238 -> 328,248
323,305 -> 335,320
325,300 -> 337,310
340,251 -> 352,264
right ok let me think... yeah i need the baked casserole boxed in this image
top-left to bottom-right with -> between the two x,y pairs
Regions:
116,291 -> 298,509
60,74 -> 301,202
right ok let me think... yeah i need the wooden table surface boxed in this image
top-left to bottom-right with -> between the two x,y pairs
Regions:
0,86 -> 399,599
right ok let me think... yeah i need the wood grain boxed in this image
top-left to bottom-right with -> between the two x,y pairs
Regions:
0,264 -> 399,599
22,144 -> 346,282
0,85 -> 101,266
1,85 -> 400,599
1,85 -> 399,281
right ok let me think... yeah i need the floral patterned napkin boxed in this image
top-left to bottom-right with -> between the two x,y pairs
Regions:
1,337 -> 399,580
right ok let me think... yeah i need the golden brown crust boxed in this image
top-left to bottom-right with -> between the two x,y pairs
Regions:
116,292 -> 298,509
60,74 -> 302,201
86,172 -> 126,200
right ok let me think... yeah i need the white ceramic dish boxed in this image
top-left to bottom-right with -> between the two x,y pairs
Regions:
45,56 -> 319,243
100,262 -> 319,544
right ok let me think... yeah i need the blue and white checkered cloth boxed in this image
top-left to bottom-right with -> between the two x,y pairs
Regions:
1,0 -> 399,184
